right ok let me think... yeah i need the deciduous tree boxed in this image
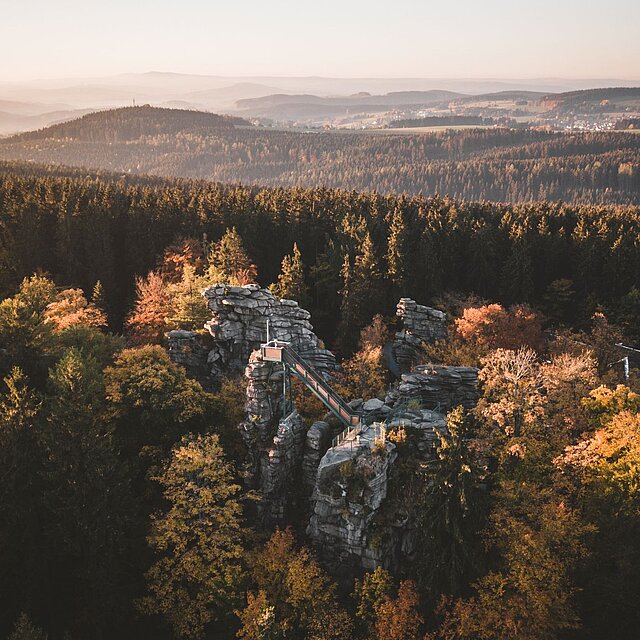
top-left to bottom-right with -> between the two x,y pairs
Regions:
142,433 -> 245,639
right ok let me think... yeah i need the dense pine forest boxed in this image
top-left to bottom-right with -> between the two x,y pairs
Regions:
1,106 -> 639,204
2,160 -> 640,340
2,158 -> 640,640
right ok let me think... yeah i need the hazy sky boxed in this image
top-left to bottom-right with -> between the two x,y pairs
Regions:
2,0 -> 639,81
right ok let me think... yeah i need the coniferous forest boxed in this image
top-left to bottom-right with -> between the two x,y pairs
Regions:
2,148 -> 640,640
1,106 -> 639,204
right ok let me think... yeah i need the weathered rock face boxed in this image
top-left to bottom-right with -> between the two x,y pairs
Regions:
202,284 -> 335,379
308,426 -> 397,574
302,421 -> 332,491
391,364 -> 479,412
260,411 -> 307,524
393,298 -> 448,371
308,363 -> 478,575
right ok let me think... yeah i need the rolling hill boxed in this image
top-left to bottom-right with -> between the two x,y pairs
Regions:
9,105 -> 250,143
1,105 -> 639,204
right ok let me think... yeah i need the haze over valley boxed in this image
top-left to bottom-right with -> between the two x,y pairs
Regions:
1,73 -> 640,135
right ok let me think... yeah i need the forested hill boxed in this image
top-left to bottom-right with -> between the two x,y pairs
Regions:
1,106 -> 640,203
542,86 -> 640,107
6,105 -> 250,143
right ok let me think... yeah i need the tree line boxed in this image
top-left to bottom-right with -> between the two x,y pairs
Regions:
2,162 -> 640,350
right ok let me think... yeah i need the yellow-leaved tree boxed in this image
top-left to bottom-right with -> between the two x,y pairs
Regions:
141,433 -> 246,639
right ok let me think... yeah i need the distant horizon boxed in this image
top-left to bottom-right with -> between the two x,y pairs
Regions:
2,71 -> 640,85
3,0 -> 639,83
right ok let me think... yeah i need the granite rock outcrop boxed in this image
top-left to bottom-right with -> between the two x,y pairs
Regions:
393,298 -> 448,371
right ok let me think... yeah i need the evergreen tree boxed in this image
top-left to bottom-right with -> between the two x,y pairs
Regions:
90,280 -> 107,315
270,243 -> 310,307
206,227 -> 258,286
0,276 -> 56,378
415,407 -> 486,602
166,263 -> 210,331
338,232 -> 383,354
386,206 -> 409,294
500,233 -> 534,304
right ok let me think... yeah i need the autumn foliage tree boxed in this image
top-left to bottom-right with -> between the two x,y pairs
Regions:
373,580 -> 423,640
558,404 -> 640,638
126,271 -> 172,344
433,488 -> 588,640
44,288 -> 107,332
335,315 -> 390,400
237,528 -> 343,640
141,433 -> 245,639
455,303 -> 544,354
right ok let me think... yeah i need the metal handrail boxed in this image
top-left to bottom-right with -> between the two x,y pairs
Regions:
281,345 -> 361,427
261,339 -> 362,446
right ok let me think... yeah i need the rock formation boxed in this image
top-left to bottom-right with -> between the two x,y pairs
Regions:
302,421 -> 332,491
165,288 -> 479,567
393,298 -> 447,371
202,284 -> 335,379
259,411 -> 307,523
308,425 -> 397,573
308,364 -> 478,575
198,284 -> 337,524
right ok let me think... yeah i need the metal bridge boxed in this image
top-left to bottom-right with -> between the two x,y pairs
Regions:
261,340 -> 362,446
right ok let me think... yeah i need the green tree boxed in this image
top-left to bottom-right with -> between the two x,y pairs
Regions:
353,566 -> 394,634
166,263 -> 210,331
542,279 -> 576,327
0,275 -> 56,377
270,243 -> 310,307
416,407 -> 486,602
43,348 -> 133,637
206,227 -> 258,285
141,433 -> 245,639
91,280 -> 106,311
339,232 -> 383,353
386,206 -> 409,294
500,233 -> 533,304
105,346 -> 215,468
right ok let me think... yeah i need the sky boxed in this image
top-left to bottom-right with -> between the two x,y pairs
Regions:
2,0 -> 639,82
